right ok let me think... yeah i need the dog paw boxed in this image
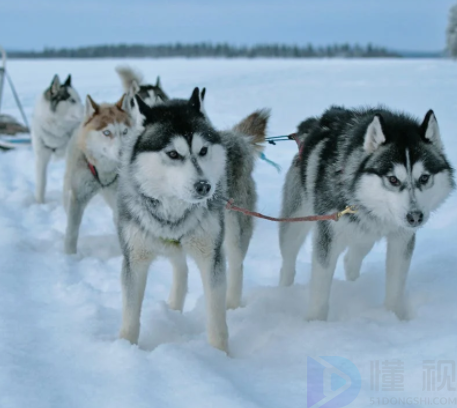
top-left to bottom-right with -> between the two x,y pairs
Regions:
306,308 -> 329,322
279,268 -> 295,286
344,269 -> 360,281
226,296 -> 241,310
119,327 -> 139,345
208,326 -> 229,353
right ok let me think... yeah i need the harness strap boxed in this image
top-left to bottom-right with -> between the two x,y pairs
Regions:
221,196 -> 357,222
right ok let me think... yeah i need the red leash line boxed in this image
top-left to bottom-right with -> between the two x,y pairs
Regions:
225,199 -> 357,222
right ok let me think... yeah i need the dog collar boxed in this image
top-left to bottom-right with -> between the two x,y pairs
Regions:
86,159 -> 118,188
160,237 -> 181,246
87,161 -> 99,181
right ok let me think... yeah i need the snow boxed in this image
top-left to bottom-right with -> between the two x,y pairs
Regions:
1,58 -> 457,408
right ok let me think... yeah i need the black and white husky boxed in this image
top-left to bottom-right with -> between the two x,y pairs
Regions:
116,65 -> 169,107
117,88 -> 268,351
63,94 -> 133,254
279,106 -> 454,320
31,75 -> 83,203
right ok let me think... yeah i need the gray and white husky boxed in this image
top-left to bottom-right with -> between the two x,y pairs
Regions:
31,74 -> 84,203
63,94 -> 133,254
116,65 -> 169,107
279,106 -> 454,320
117,88 -> 268,351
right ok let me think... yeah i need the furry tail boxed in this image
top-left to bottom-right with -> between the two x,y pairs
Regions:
233,109 -> 270,155
115,65 -> 143,92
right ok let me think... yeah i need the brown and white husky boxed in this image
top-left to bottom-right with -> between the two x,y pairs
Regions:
63,94 -> 133,254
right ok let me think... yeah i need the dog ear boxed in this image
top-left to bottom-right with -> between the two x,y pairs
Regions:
201,88 -> 206,101
63,74 -> 72,87
363,114 -> 386,153
420,110 -> 442,150
155,76 -> 161,88
50,75 -> 61,95
85,95 -> 99,118
189,87 -> 204,113
115,94 -> 126,111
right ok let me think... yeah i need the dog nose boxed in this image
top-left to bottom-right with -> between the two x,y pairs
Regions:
194,180 -> 211,197
406,211 -> 424,227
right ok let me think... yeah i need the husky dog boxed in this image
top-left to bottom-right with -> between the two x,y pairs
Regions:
116,65 -> 169,107
117,88 -> 268,351
32,75 -> 84,203
279,106 -> 454,320
63,94 -> 132,254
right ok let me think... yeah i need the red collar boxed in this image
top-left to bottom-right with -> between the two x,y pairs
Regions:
87,161 -> 99,182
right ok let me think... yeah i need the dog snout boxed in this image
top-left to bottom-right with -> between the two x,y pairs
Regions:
406,211 -> 424,227
194,180 -> 211,197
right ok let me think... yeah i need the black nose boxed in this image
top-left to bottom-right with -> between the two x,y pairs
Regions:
406,211 -> 424,227
194,180 -> 211,197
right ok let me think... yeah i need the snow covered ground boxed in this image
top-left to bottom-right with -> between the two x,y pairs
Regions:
1,58 -> 457,408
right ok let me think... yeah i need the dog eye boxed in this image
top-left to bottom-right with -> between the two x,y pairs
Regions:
70,98 -> 76,104
419,174 -> 430,184
122,128 -> 128,135
199,147 -> 208,156
388,176 -> 400,186
103,130 -> 112,137
167,151 -> 181,160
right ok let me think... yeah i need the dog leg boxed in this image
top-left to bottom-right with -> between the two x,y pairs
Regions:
120,246 -> 155,344
385,231 -> 415,318
64,186 -> 97,254
307,222 -> 343,321
344,239 -> 375,281
279,219 -> 312,286
225,213 -> 252,309
34,146 -> 52,204
167,251 -> 188,312
186,230 -> 228,352
101,186 -> 119,225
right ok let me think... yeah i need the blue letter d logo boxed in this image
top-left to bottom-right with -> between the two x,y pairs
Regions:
307,356 -> 361,408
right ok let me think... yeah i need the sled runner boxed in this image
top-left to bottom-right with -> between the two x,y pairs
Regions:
0,46 -> 31,150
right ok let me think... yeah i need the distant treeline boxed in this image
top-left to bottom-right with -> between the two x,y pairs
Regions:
9,43 -> 401,59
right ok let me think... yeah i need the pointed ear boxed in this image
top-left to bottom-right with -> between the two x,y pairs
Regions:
134,94 -> 152,116
50,75 -> 61,95
63,74 -> 72,87
363,115 -> 386,153
201,87 -> 206,101
130,80 -> 140,95
85,95 -> 99,118
121,93 -> 131,112
155,76 -> 161,88
115,94 -> 126,110
421,110 -> 442,150
189,87 -> 204,113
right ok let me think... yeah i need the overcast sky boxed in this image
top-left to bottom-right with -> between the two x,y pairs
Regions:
1,0 -> 455,51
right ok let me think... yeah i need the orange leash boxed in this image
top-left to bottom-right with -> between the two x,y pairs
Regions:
223,198 -> 357,222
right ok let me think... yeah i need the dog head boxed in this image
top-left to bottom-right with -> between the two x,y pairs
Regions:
79,94 -> 132,170
128,87 -> 226,204
137,77 -> 169,107
44,74 -> 83,123
355,110 -> 455,230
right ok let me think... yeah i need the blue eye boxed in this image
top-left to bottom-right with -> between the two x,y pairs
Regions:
122,128 -> 128,135
103,130 -> 111,137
